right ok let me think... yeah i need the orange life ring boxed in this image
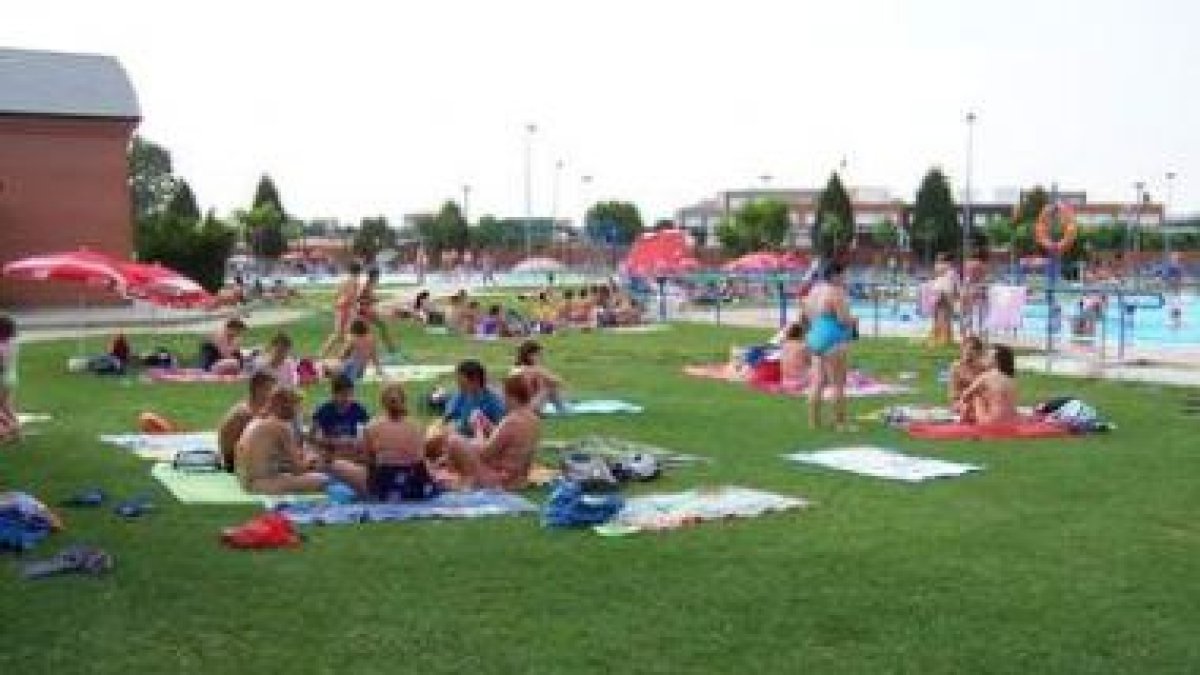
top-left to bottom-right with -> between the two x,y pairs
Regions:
1035,204 -> 1078,255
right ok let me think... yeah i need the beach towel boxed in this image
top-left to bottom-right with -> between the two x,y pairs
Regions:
147,368 -> 246,384
906,419 -> 1072,441
541,436 -> 709,467
685,364 -> 911,399
100,432 -> 218,462
606,324 -> 669,334
361,364 -> 455,384
541,400 -> 644,416
274,491 -> 537,526
593,487 -> 807,536
986,284 -> 1027,332
858,405 -> 960,425
150,463 -> 323,505
683,363 -> 743,382
783,446 -> 981,482
16,413 -> 52,426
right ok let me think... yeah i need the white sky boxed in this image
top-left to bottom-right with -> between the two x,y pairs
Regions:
7,0 -> 1198,224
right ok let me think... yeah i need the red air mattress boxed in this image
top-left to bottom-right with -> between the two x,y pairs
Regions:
907,419 -> 1072,441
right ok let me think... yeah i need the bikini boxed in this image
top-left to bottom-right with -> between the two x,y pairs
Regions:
806,310 -> 851,356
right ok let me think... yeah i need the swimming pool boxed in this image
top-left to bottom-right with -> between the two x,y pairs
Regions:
849,293 -> 1200,349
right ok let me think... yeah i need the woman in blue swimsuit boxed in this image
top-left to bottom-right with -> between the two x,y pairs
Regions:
803,262 -> 858,430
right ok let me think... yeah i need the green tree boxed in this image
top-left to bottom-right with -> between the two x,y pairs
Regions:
716,199 -> 791,256
435,201 -> 471,253
910,167 -> 960,264
870,218 -> 899,251
165,180 -> 201,222
584,201 -> 644,245
1014,185 -> 1050,225
814,172 -> 854,256
136,210 -> 236,292
983,216 -> 1012,249
351,216 -> 396,262
237,203 -> 288,260
252,174 -> 288,220
128,135 -> 176,221
814,215 -> 854,257
472,215 -> 515,250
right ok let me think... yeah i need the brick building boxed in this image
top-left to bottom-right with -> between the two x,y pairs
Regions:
0,48 -> 140,307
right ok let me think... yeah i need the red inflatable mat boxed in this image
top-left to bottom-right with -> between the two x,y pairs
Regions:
906,419 -> 1072,441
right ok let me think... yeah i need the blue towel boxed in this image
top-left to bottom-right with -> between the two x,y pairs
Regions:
275,490 -> 537,526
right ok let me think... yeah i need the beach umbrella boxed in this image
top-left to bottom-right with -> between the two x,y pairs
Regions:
723,251 -> 806,273
118,262 -> 214,310
2,250 -> 127,355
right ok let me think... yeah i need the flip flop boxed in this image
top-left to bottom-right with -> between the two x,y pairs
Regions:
22,544 -> 114,579
113,496 -> 155,519
60,487 -> 106,508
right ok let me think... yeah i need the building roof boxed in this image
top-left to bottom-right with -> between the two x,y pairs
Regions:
0,47 -> 139,119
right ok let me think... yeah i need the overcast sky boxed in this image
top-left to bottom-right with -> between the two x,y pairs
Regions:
7,0 -> 1197,224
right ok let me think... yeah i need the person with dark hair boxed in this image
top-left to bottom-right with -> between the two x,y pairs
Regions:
200,318 -> 247,374
513,340 -> 566,413
949,336 -> 987,423
433,373 -> 541,490
311,374 -> 371,463
356,268 -> 397,353
0,315 -> 18,443
803,262 -> 859,430
218,370 -> 278,472
333,318 -> 384,382
778,320 -> 812,387
255,332 -> 297,387
956,343 -> 1020,425
319,262 -> 364,359
443,359 -> 506,436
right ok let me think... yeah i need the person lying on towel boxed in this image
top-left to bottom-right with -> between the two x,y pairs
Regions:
235,386 -> 366,495
428,373 -> 540,490
955,344 -> 1020,426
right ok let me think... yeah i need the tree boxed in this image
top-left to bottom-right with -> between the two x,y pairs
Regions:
716,199 -> 791,256
983,216 -> 1012,249
1014,185 -> 1050,225
165,179 -> 201,222
870,218 -> 899,251
584,201 -> 644,245
351,216 -> 396,262
910,167 -> 960,264
814,172 -> 855,257
813,215 -> 854,258
472,215 -> 515,250
252,174 -> 288,220
237,203 -> 288,260
128,135 -> 176,221
434,201 -> 470,253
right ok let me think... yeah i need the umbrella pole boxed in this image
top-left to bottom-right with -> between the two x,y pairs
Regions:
76,292 -> 85,357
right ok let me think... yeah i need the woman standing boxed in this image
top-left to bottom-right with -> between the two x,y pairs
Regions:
804,262 -> 858,431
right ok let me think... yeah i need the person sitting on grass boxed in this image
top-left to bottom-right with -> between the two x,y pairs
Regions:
429,373 -> 541,490
447,290 -> 471,334
236,386 -> 366,495
513,340 -> 566,414
325,318 -> 384,382
956,343 -> 1020,426
949,335 -> 988,423
364,383 -> 436,500
199,318 -> 247,375
218,370 -> 278,472
478,305 -> 504,338
557,290 -> 575,327
311,374 -> 371,464
255,332 -> 298,388
0,315 -> 19,444
778,320 -> 812,388
443,359 -> 506,437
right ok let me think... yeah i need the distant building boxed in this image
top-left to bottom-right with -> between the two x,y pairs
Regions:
0,48 -> 140,307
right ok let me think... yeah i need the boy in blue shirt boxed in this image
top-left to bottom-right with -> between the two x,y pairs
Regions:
444,360 -> 506,437
312,374 -> 371,462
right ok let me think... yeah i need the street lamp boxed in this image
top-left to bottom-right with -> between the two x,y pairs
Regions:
962,111 -> 977,278
580,174 -> 594,265
551,159 -> 564,261
524,123 -> 537,256
1165,171 -> 1177,263
759,174 -> 773,190
461,184 -> 471,223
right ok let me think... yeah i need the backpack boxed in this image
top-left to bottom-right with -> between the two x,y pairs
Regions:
541,479 -> 624,528
1047,399 -> 1103,433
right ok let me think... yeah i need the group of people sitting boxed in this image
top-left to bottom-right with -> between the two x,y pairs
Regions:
216,339 -> 565,500
947,337 -> 1020,425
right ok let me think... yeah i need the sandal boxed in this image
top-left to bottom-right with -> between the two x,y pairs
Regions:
113,496 -> 155,518
22,544 -> 114,579
60,487 -> 106,508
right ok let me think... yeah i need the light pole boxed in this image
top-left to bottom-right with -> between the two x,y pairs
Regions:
759,174 -> 773,190
461,184 -> 471,223
580,174 -> 594,266
1165,171 -> 1177,263
551,159 -> 563,260
524,123 -> 537,256
962,111 -> 977,278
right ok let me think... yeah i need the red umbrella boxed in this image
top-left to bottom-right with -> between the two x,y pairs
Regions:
2,250 -> 125,291
118,262 -> 214,309
722,251 -> 806,273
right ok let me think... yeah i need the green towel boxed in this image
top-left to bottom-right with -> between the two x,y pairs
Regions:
150,463 -> 323,506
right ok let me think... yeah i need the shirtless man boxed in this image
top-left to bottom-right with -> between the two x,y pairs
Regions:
957,343 -> 1020,425
217,370 -> 277,472
235,387 -> 367,495
948,336 -> 987,423
435,374 -> 541,490
318,262 -> 363,359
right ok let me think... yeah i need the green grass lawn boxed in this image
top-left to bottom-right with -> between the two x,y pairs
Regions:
2,314 -> 1199,674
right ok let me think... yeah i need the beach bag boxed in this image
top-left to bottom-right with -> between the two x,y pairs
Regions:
1048,399 -> 1103,433
541,479 -> 624,528
295,358 -> 319,386
142,348 -> 176,369
561,452 -> 619,492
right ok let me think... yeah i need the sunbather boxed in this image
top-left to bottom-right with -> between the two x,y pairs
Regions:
949,335 -> 987,423
513,340 -> 566,413
433,374 -> 541,490
254,332 -> 298,388
199,318 -> 247,375
443,360 -> 506,436
311,374 -> 371,464
778,320 -> 811,387
364,383 -> 435,500
956,343 -> 1020,426
235,386 -> 366,495
218,370 -> 278,472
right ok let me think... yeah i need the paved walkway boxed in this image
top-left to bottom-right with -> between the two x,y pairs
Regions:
675,307 -> 1200,387
13,305 -> 318,343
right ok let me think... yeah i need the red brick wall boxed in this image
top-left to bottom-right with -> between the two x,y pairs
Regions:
0,115 -> 136,307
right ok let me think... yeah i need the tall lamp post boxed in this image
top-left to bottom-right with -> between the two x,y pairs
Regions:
461,184 -> 471,223
580,174 -> 594,267
524,123 -> 537,256
962,111 -> 977,277
551,159 -> 564,261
